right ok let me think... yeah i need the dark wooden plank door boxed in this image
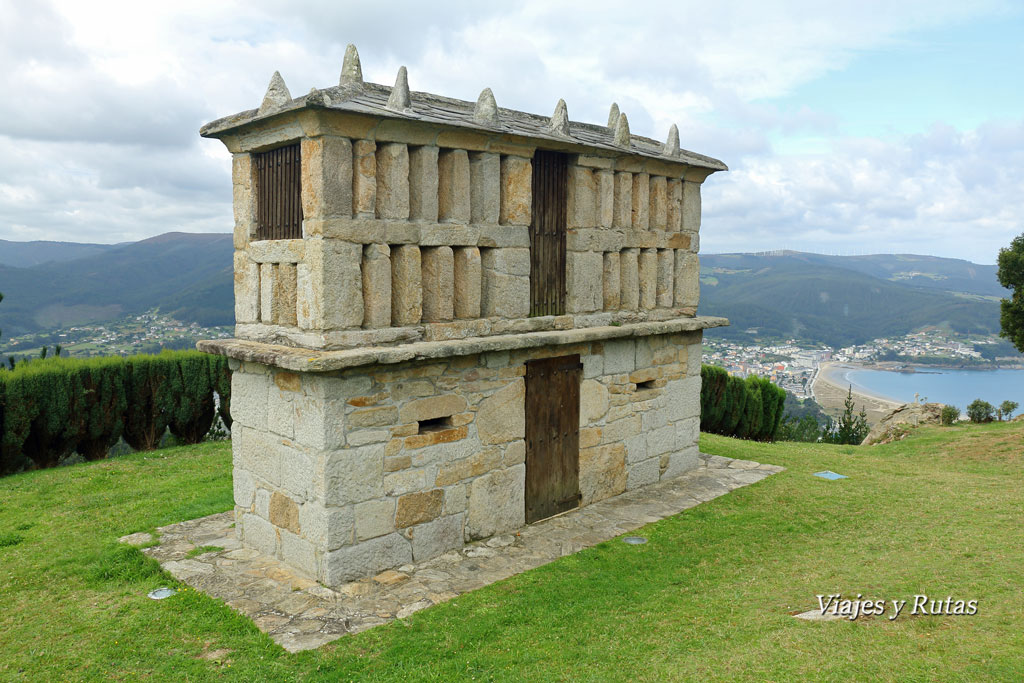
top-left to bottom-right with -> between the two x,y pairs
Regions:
529,151 -> 567,317
525,354 -> 582,523
255,143 -> 303,240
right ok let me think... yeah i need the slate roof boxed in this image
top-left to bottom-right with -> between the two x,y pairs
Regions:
201,60 -> 726,172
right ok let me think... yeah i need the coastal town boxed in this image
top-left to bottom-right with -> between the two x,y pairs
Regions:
702,330 -> 1022,401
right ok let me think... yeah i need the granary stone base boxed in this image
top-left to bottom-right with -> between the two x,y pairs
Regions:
223,329 -> 704,586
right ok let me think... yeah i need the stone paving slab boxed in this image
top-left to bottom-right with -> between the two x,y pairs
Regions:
139,453 -> 783,652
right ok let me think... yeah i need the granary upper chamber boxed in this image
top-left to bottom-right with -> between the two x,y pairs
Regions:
198,44 -> 728,372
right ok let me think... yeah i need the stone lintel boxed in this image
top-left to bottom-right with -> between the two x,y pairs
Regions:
198,315 -> 728,373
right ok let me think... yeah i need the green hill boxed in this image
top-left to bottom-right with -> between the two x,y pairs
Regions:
0,232 -> 233,335
701,252 -> 1003,346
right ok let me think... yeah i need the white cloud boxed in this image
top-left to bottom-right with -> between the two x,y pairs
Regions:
0,0 -> 1019,264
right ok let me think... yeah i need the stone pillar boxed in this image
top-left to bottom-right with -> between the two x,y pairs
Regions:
438,149 -> 470,223
682,180 -> 701,233
656,249 -> 674,308
566,250 -> 602,313
352,140 -> 377,219
297,240 -> 364,330
499,155 -> 532,226
603,252 -> 621,310
649,176 -> 668,230
391,244 -> 422,326
301,136 -> 353,225
362,244 -> 392,329
409,146 -> 439,221
639,247 -> 657,309
597,169 -> 615,228
234,252 -> 260,323
375,143 -> 410,220
232,153 -> 255,249
667,178 -> 682,232
453,246 -> 482,319
567,166 -> 596,229
469,153 -> 500,224
481,248 -> 530,318
422,246 -> 455,322
613,171 -> 632,228
619,248 -> 639,310
674,251 -> 700,309
631,173 -> 650,230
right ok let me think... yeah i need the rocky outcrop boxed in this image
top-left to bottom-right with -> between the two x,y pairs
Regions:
863,402 -> 945,445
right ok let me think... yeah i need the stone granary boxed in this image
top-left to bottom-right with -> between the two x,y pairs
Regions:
198,45 -> 728,586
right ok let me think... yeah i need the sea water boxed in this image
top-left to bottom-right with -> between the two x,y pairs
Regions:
835,367 -> 1024,412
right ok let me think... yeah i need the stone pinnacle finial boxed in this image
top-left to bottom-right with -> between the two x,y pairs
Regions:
474,87 -> 499,125
664,124 -> 680,156
340,44 -> 363,87
550,98 -> 570,136
607,102 -> 620,128
258,71 -> 291,115
386,66 -> 411,112
614,112 -> 630,147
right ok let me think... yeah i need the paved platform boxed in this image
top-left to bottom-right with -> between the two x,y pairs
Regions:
139,453 -> 782,652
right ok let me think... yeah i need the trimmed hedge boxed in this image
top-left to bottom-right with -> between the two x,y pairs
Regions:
699,365 -> 785,441
0,351 -> 230,474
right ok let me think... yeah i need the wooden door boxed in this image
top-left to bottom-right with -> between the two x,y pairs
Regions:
529,150 -> 567,316
525,354 -> 582,523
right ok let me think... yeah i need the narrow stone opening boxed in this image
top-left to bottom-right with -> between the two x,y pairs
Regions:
418,416 -> 454,433
635,379 -> 656,391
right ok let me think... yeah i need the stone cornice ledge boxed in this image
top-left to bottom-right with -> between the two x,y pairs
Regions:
197,316 -> 729,373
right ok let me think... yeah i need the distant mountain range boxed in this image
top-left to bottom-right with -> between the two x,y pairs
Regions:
0,235 -> 1010,348
0,233 -> 233,336
701,251 -> 1007,346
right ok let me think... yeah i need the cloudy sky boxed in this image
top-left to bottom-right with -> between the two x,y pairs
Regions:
1,1 -> 1021,264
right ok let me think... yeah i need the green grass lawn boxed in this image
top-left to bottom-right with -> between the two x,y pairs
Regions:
1,422 -> 1023,681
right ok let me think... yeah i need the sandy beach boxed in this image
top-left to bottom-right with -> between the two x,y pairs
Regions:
812,362 -> 903,425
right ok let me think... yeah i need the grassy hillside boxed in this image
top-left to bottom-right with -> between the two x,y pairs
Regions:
702,253 -> 1003,345
0,232 -> 233,335
1,422 -> 1022,680
0,238 -> 118,268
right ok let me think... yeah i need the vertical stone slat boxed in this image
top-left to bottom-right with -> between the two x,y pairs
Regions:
613,171 -> 632,228
391,244 -> 422,326
631,173 -> 650,230
619,248 -> 639,310
438,149 -> 471,223
362,244 -> 392,328
603,251 -> 621,310
567,165 -> 596,229
453,246 -> 482,319
374,143 -> 410,220
422,246 -> 455,322
352,140 -> 377,218
597,169 -> 614,228
276,263 -> 298,326
667,178 -> 682,232
469,152 -> 500,224
232,153 -> 255,249
682,180 -> 701,234
674,250 -> 700,309
409,146 -> 439,221
301,136 -> 353,227
649,176 -> 668,230
638,247 -> 657,309
656,249 -> 674,308
260,262 -> 277,323
234,252 -> 260,323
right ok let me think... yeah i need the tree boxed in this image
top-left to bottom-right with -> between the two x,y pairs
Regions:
999,400 -> 1018,421
940,405 -> 960,425
821,386 -> 870,445
966,399 -> 994,423
997,233 -> 1024,353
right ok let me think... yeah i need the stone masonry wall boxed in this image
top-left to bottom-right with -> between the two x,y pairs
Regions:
229,330 -> 702,586
229,119 -> 705,352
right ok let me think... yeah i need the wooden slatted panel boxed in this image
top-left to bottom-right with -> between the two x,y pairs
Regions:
529,151 -> 567,316
255,143 -> 303,240
525,354 -> 582,524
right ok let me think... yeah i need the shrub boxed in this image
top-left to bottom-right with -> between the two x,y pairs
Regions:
940,405 -> 960,426
966,399 -> 995,424
821,386 -> 869,445
699,366 -> 786,441
998,400 -> 1018,421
